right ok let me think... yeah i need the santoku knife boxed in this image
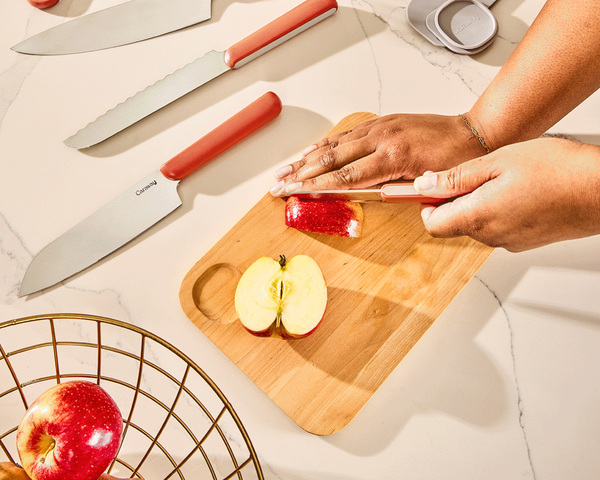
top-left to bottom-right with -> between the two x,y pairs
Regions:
19,91 -> 282,296
291,183 -> 441,203
64,0 -> 338,149
13,0 -> 211,55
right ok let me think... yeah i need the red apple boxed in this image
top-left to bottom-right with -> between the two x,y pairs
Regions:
235,254 -> 327,338
285,196 -> 363,238
16,381 -> 123,480
27,0 -> 60,8
97,474 -> 132,480
0,462 -> 30,479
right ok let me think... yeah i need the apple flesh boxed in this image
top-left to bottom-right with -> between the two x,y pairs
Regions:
0,464 -> 132,480
235,255 -> 327,338
0,462 -> 31,479
16,381 -> 123,480
285,196 -> 363,238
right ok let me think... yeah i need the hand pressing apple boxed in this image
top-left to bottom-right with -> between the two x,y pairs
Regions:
285,196 -> 363,238
16,381 -> 123,480
235,255 -> 327,338
0,462 -> 30,479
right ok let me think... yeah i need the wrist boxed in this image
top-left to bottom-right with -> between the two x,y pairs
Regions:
458,113 -> 491,154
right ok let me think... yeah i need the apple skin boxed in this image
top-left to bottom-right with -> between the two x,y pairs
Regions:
27,0 -> 60,8
97,474 -> 132,480
285,196 -> 363,238
0,462 -> 31,479
235,255 -> 327,339
16,381 -> 123,480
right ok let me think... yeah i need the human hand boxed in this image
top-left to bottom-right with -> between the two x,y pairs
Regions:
413,138 -> 600,252
270,113 -> 487,195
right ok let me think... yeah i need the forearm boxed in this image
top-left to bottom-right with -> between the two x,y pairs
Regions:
467,0 -> 600,150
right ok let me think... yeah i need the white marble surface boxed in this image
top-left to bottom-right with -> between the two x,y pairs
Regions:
1,0 -> 600,478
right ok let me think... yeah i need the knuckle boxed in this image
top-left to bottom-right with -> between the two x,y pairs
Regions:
317,149 -> 339,170
445,168 -> 462,191
332,163 -> 360,187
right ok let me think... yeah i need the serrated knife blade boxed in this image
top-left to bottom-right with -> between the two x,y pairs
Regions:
19,92 -> 282,296
64,0 -> 338,149
12,0 -> 211,55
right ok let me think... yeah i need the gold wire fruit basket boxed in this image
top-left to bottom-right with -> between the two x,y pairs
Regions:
0,314 -> 264,480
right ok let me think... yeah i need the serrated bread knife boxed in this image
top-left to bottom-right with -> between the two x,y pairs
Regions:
19,92 -> 282,297
291,183 -> 441,203
64,0 -> 338,149
13,0 -> 212,55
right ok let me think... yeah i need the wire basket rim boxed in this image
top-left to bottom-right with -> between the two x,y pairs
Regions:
0,313 -> 264,480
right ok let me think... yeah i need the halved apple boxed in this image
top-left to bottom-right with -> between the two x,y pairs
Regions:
285,196 -> 363,238
234,255 -> 327,338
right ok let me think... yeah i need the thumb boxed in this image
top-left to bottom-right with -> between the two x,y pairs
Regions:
414,157 -> 498,198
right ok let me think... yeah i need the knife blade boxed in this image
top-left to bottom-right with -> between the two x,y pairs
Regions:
19,91 -> 282,297
64,0 -> 338,149
290,183 -> 441,203
12,0 -> 211,55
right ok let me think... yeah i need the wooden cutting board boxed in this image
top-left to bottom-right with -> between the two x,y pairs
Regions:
179,113 -> 493,435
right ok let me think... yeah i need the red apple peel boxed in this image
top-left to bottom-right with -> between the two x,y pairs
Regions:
285,196 -> 363,238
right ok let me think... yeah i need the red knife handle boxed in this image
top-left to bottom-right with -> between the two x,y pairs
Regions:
380,183 -> 441,203
224,0 -> 338,69
160,92 -> 282,181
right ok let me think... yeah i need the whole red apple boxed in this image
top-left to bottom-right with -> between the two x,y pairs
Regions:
27,0 -> 60,8
235,254 -> 327,338
16,381 -> 123,480
97,474 -> 132,480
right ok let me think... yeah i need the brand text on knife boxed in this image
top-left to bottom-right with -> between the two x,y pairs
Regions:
136,180 -> 158,196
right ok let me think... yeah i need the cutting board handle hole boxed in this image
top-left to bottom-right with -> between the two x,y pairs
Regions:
192,263 -> 241,324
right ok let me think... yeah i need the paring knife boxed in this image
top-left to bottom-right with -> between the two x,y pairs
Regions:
65,0 -> 338,149
291,183 -> 441,203
19,91 -> 282,297
13,0 -> 211,55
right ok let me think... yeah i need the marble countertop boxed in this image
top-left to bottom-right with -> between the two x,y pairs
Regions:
1,0 -> 600,478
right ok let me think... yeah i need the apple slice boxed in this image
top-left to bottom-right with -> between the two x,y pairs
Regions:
285,196 -> 363,238
234,254 -> 327,338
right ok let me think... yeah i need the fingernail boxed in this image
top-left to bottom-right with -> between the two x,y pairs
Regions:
301,144 -> 317,157
269,181 -> 285,196
275,165 -> 293,180
284,182 -> 303,194
414,172 -> 438,192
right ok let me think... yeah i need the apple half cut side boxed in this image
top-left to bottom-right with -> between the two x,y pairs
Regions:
285,196 -> 364,238
234,254 -> 327,339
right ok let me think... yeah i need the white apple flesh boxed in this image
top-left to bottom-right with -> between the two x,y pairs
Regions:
234,255 -> 327,338
16,381 -> 123,480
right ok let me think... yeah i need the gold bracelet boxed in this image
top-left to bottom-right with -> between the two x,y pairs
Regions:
458,114 -> 490,154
